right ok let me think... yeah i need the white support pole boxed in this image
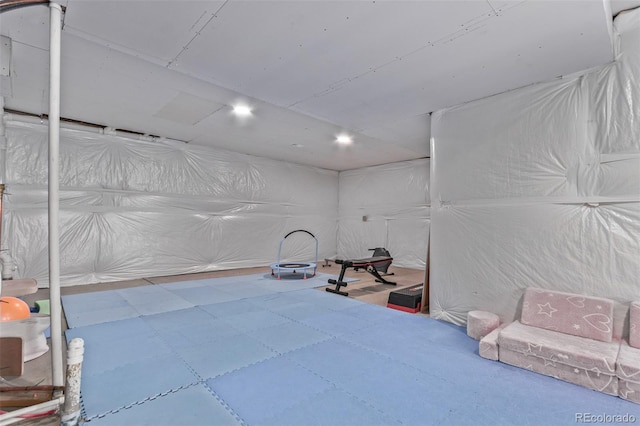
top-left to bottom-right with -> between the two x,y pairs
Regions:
48,1 -> 64,388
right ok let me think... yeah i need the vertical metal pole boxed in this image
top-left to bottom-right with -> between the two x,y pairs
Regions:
48,1 -> 64,388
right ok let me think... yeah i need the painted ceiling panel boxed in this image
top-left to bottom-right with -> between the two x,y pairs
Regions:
153,92 -> 225,125
0,4 -> 50,50
292,0 -> 614,129
1,0 -> 637,171
2,42 -> 49,112
63,0 -> 227,65
359,114 -> 431,156
176,1 -> 495,108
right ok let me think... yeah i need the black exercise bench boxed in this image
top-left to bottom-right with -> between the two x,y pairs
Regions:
326,256 -> 396,297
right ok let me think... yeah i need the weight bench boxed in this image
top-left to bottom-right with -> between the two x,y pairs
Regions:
326,256 -> 396,296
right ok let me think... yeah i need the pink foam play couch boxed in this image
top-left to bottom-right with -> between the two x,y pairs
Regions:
496,287 -> 621,396
617,301 -> 640,403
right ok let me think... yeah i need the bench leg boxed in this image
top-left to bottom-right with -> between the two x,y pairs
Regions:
367,265 -> 396,285
326,286 -> 349,296
326,263 -> 350,296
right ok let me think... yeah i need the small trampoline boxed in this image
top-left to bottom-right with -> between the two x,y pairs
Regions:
270,230 -> 318,280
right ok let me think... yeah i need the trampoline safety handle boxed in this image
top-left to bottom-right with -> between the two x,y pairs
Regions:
284,229 -> 316,239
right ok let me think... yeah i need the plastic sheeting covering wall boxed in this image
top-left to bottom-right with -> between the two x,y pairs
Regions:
430,9 -> 640,325
1,120 -> 338,287
338,158 -> 430,269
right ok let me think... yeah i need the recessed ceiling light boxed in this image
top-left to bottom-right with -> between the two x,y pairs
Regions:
232,105 -> 252,117
336,134 -> 353,144
291,143 -> 304,148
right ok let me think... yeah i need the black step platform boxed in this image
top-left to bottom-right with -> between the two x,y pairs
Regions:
387,284 -> 424,313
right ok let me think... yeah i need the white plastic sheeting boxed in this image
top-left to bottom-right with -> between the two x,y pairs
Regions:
2,120 -> 338,286
338,158 -> 430,269
430,9 -> 640,325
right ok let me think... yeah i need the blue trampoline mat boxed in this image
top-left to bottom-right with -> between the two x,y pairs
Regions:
61,273 -> 640,425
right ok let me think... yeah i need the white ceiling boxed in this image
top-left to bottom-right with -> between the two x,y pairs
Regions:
1,0 -> 639,171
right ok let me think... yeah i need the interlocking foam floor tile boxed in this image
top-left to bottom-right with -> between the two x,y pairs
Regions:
344,318 -> 478,375
65,317 -> 173,377
219,309 -> 293,333
300,310 -> 376,337
282,339 -> 443,425
216,283 -> 279,299
142,307 -> 242,347
287,288 -> 364,310
116,285 -> 194,315
212,279 -> 268,293
246,292 -> 310,311
259,279 -> 322,292
80,353 -> 199,419
63,273 -> 640,426
87,384 -> 243,426
462,361 -> 640,425
163,285 -> 242,305
270,301 -> 335,321
157,279 -> 212,290
162,275 -> 249,288
261,387 -> 401,426
173,333 -> 277,380
206,355 -> 334,425
62,291 -> 139,328
288,330 -> 640,426
209,274 -> 263,284
198,298 -> 266,318
340,302 -> 402,322
353,312 -> 473,351
246,321 -> 333,354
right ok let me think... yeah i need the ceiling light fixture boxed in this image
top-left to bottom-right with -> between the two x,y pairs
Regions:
335,134 -> 353,144
232,104 -> 252,117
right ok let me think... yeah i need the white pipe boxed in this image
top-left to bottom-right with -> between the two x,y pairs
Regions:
48,2 -> 64,388
61,338 -> 84,426
0,250 -> 15,279
2,113 -> 43,126
0,397 -> 64,426
4,113 -> 188,145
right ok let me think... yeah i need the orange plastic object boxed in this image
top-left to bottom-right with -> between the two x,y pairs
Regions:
0,297 -> 31,321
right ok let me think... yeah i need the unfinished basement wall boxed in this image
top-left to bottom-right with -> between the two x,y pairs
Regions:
430,9 -> 640,325
1,119 -> 338,287
337,158 -> 430,269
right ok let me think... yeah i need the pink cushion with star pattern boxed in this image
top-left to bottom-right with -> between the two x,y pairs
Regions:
520,287 -> 614,343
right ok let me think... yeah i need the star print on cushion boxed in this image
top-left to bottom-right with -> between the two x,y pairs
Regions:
521,287 -> 614,342
537,302 -> 557,317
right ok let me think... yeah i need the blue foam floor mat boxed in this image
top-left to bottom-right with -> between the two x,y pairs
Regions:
86,384 -> 243,426
61,273 -> 640,425
62,273 -> 354,329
